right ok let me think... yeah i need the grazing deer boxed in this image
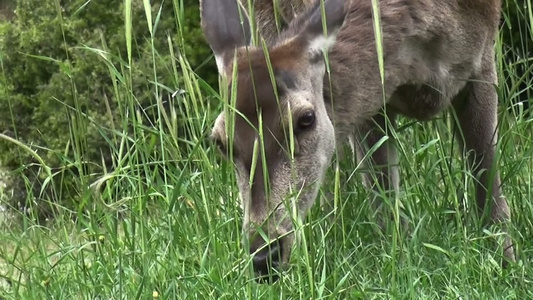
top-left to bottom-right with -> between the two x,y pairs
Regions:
200,0 -> 515,281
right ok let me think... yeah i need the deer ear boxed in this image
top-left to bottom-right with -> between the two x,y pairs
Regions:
302,0 -> 347,54
200,0 -> 252,75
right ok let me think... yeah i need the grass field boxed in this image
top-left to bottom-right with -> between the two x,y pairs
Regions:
1,0 -> 532,299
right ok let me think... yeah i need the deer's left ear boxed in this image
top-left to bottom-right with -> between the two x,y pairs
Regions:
302,0 -> 348,54
200,0 -> 252,75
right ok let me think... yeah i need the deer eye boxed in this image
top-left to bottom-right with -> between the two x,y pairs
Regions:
297,110 -> 316,131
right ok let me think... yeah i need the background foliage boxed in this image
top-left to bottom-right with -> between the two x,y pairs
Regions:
0,0 -> 216,217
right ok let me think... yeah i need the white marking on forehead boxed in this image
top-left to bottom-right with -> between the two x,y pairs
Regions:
308,34 -> 338,54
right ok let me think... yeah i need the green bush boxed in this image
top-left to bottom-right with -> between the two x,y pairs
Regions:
0,0 -> 217,219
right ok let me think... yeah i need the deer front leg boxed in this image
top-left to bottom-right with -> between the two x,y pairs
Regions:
452,74 -> 515,264
355,111 -> 400,230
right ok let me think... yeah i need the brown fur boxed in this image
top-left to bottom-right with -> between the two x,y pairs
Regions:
239,0 -> 316,42
201,0 -> 514,278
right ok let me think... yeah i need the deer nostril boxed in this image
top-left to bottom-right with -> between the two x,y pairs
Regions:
250,238 -> 283,283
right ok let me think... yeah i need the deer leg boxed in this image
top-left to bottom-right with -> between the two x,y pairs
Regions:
355,110 -> 400,230
452,71 -> 515,264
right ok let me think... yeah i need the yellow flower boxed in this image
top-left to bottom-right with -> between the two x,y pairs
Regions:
152,291 -> 160,298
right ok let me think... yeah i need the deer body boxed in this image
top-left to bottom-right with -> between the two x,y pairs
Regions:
201,0 -> 514,281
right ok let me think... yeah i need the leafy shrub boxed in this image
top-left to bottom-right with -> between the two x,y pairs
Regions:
0,0 -> 217,219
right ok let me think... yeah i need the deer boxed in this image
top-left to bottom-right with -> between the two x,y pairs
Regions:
200,0 -> 515,282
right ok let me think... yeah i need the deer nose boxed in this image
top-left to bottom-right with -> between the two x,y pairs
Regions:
249,235 -> 283,282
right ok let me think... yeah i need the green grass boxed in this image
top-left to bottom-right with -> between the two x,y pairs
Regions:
1,0 -> 533,299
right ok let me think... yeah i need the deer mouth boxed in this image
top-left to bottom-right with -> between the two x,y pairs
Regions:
249,234 -> 282,282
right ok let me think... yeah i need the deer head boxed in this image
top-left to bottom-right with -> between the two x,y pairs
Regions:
201,0 -> 347,280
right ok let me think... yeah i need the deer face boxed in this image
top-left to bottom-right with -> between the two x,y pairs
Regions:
201,0 -> 347,280
211,44 -> 337,279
